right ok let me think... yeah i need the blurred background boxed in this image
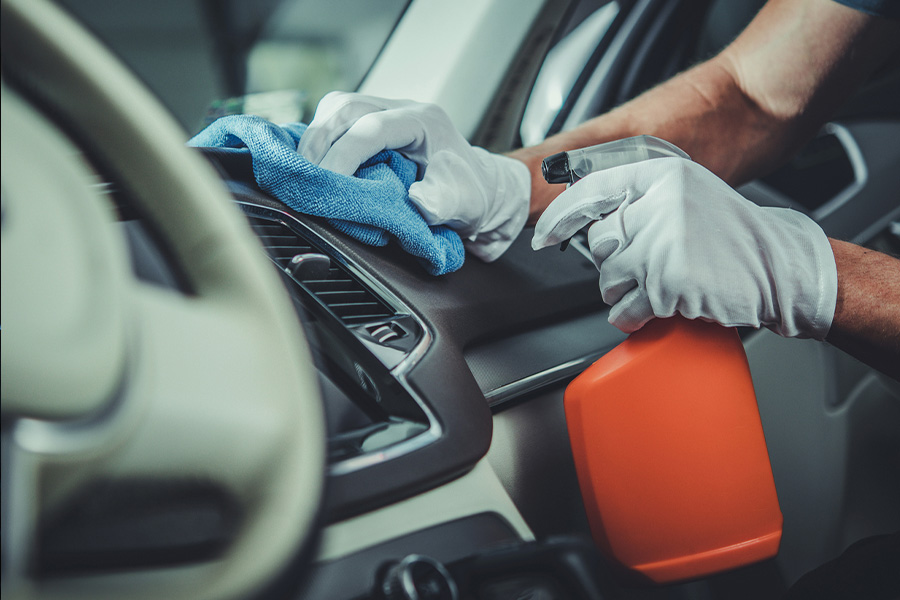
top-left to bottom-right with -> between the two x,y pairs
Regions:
58,0 -> 409,134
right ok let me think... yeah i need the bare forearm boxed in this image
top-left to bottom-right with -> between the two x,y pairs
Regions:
509,59 -> 781,222
510,0 -> 900,224
826,239 -> 900,380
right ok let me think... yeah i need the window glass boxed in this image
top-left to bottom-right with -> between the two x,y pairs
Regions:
59,0 -> 408,134
520,0 -> 618,146
244,0 -> 409,125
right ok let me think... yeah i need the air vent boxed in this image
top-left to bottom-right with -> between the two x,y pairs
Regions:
246,215 -> 396,325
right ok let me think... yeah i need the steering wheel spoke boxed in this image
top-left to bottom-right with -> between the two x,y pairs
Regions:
1,0 -> 326,597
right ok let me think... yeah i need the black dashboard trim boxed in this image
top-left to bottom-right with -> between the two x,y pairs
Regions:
220,180 -> 494,522
206,149 -> 611,522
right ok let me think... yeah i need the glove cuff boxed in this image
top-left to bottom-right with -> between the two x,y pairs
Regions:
464,152 -> 531,262
800,219 -> 838,340
765,210 -> 838,340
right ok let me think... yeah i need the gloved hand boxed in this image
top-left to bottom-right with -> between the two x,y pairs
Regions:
532,157 -> 838,339
299,92 -> 531,261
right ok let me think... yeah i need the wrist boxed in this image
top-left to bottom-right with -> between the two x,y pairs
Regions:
825,239 -> 900,379
506,146 -> 564,224
752,207 -> 837,340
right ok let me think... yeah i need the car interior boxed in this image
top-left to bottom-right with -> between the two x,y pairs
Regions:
2,0 -> 898,599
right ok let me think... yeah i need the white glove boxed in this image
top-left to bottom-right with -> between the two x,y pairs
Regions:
532,157 -> 838,339
299,92 -> 531,262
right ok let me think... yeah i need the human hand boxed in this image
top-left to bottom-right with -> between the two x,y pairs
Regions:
299,92 -> 531,261
532,158 -> 838,339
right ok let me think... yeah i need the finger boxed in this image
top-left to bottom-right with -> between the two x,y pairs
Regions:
408,151 -> 477,231
600,273 -> 638,307
299,93 -> 392,164
606,284 -> 655,334
594,214 -> 638,305
318,110 -> 429,176
586,216 -> 624,264
408,180 -> 444,226
531,175 -> 627,250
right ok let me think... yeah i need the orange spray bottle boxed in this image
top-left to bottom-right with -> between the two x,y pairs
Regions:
543,139 -> 782,583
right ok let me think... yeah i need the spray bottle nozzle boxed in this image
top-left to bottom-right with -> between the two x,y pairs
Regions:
541,151 -> 574,185
540,135 -> 690,251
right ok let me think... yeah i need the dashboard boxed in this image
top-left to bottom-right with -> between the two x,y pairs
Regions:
193,145 -> 626,511
103,141 -> 630,598
190,121 -> 900,599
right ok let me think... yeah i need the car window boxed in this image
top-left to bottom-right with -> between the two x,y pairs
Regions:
58,0 -> 409,134
520,0 -> 619,147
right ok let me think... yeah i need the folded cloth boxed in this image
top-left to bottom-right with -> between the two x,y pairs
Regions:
189,115 -> 465,276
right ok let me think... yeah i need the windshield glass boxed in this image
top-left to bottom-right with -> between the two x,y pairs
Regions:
59,0 -> 409,134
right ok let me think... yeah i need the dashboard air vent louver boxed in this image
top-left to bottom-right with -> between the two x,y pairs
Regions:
247,215 -> 396,325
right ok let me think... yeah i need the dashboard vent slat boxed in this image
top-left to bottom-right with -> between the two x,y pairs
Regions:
247,215 -> 396,326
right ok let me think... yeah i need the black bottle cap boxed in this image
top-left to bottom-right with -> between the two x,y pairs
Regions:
541,151 -> 571,184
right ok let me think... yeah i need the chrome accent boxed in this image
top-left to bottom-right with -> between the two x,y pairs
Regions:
368,324 -> 400,343
484,349 -> 611,408
235,201 -> 441,476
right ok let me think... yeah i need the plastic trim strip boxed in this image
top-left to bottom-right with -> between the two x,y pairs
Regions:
484,350 -> 608,408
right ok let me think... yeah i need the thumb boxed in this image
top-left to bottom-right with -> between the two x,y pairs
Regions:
531,173 -> 627,250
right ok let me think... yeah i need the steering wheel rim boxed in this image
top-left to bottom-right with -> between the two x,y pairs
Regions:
1,0 -> 325,598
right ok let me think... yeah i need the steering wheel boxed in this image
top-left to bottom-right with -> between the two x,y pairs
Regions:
1,0 -> 325,598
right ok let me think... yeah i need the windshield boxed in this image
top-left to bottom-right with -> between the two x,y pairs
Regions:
59,0 -> 409,134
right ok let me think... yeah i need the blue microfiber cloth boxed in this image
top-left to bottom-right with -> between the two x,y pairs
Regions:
189,115 -> 465,276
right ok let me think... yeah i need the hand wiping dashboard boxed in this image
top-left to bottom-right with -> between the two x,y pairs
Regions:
189,115 -> 465,276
